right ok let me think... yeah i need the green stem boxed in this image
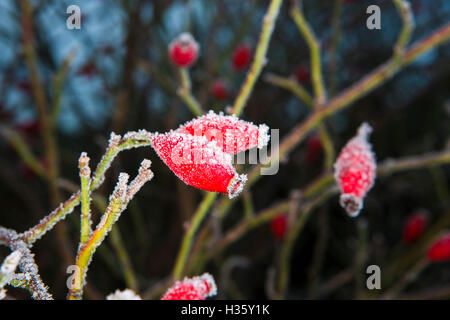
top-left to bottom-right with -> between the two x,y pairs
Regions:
172,192 -> 217,280
290,1 -> 326,105
231,0 -> 283,116
177,68 -> 203,116
264,73 -> 313,107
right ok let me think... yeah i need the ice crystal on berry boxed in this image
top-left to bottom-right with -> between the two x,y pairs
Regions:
161,273 -> 217,300
176,110 -> 270,154
334,123 -> 377,217
168,32 -> 199,68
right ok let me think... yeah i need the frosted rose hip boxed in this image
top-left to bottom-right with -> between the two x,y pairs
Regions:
168,33 -> 199,68
176,110 -> 270,154
161,273 -> 217,300
150,131 -> 246,198
334,123 -> 377,217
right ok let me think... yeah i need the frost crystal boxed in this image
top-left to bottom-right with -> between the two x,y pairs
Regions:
161,273 -> 217,300
106,289 -> 142,300
176,110 -> 270,154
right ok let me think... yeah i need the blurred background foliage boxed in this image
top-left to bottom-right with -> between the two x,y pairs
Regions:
0,0 -> 449,299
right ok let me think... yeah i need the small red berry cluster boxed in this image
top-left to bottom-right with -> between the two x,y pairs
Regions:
334,123 -> 377,217
150,110 -> 270,199
161,273 -> 217,300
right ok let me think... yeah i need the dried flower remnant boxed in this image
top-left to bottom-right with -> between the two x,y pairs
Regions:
150,131 -> 247,198
161,273 -> 217,300
427,232 -> 450,262
176,110 -> 270,154
334,123 -> 377,217
168,33 -> 200,68
106,289 -> 141,300
403,210 -> 428,244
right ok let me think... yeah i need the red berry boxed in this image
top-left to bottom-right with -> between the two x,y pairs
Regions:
403,211 -> 428,244
16,81 -> 32,94
231,44 -> 252,71
15,120 -> 40,137
77,61 -> 98,77
211,80 -> 228,101
168,33 -> 199,68
150,131 -> 247,198
334,123 -> 377,217
305,134 -> 322,165
427,232 -> 450,262
294,65 -> 310,84
161,273 -> 217,300
271,215 -> 287,240
176,110 -> 270,155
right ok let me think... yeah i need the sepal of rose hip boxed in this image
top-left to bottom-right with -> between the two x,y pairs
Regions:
231,44 -> 252,71
402,209 -> 429,244
427,232 -> 450,263
168,32 -> 200,68
161,273 -> 217,300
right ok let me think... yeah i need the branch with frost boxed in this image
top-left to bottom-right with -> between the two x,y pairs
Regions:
68,160 -> 153,300
20,130 -> 153,245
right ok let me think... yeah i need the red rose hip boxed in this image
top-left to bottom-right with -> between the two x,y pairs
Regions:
427,232 -> 450,262
334,123 -> 377,217
168,32 -> 199,68
403,210 -> 428,244
161,273 -> 217,300
231,44 -> 252,71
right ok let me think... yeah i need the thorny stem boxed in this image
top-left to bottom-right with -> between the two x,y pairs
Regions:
290,0 -> 327,105
22,131 -> 153,245
177,68 -> 203,116
79,153 -> 92,246
231,0 -> 283,117
68,160 -> 153,300
172,192 -> 218,281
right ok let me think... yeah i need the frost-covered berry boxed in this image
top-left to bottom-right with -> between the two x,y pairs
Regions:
211,79 -> 228,101
150,131 -> 247,198
294,65 -> 310,84
334,123 -> 377,217
427,232 -> 450,262
176,110 -> 270,155
232,44 -> 252,71
168,33 -> 199,68
270,215 -> 288,240
161,273 -> 217,300
403,210 -> 428,244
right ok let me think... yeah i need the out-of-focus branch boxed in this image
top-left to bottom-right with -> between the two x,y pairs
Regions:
327,0 -> 343,97
171,192 -> 218,281
290,0 -> 326,105
264,73 -> 313,107
231,0 -> 283,116
177,68 -> 203,116
51,50 -> 75,124
392,0 -> 414,58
